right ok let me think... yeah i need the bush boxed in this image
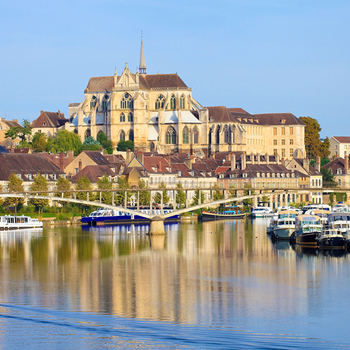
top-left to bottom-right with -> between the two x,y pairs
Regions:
58,213 -> 72,221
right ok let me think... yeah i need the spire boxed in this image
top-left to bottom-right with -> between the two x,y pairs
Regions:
139,34 -> 146,74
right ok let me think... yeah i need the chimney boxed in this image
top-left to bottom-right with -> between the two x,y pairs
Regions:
225,154 -> 230,162
184,158 -> 192,169
345,155 -> 349,175
257,154 -> 260,165
59,152 -> 64,171
241,153 -> 246,170
136,151 -> 144,165
276,154 -> 280,164
230,153 -> 236,171
281,157 -> 285,166
78,160 -> 82,173
126,149 -> 132,165
212,153 -> 215,159
67,150 -> 74,164
266,153 -> 269,165
303,158 -> 310,173
13,119 -> 18,123
158,161 -> 162,172
315,156 -> 321,172
251,153 -> 255,165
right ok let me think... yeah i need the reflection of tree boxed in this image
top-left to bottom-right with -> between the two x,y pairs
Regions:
77,236 -> 94,260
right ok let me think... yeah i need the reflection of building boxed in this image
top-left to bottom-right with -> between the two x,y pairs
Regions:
67,40 -> 305,158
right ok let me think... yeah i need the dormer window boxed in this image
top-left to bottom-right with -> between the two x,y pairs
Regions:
281,119 -> 286,124
152,167 -> 157,173
257,173 -> 260,177
272,173 -> 275,177
267,173 -> 270,177
337,168 -> 342,175
43,122 -> 46,126
262,173 -> 265,177
178,171 -> 182,177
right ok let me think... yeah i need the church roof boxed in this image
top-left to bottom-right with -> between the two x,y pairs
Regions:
31,111 -> 67,128
86,76 -> 115,92
207,106 -> 237,123
253,113 -> 304,126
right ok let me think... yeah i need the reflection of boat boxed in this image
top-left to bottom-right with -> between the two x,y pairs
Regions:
0,215 -> 43,230
273,210 -> 298,240
201,207 -> 246,221
294,214 -> 322,248
251,207 -> 274,218
81,208 -> 180,226
317,228 -> 346,249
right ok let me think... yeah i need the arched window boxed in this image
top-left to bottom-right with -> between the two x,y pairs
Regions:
102,94 -> 108,111
120,113 -> 125,122
85,128 -> 91,140
120,130 -> 125,141
90,96 -> 97,108
74,129 -> 78,134
216,126 -> 220,144
129,130 -> 134,141
170,94 -> 176,109
224,125 -> 230,143
193,126 -> 199,144
155,95 -> 165,109
128,112 -> 133,122
150,142 -> 155,152
166,127 -> 176,144
121,93 -> 133,109
180,94 -> 185,109
183,127 -> 189,144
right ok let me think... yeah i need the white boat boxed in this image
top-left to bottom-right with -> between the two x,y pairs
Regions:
0,215 -> 43,230
302,204 -> 331,214
305,209 -> 329,227
332,203 -> 348,212
273,210 -> 299,240
251,207 -> 274,218
326,212 -> 350,241
293,214 -> 322,247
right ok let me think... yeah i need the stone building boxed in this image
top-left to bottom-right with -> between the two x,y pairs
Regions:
329,136 -> 350,158
0,117 -> 21,147
67,40 -> 306,159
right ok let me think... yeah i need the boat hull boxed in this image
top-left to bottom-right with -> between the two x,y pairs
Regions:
273,227 -> 294,239
296,232 -> 318,248
318,236 -> 346,249
201,212 -> 246,221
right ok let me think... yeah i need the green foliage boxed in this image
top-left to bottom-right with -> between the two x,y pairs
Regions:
81,136 -> 101,151
321,167 -> 336,184
138,179 -> 150,206
330,193 -> 347,203
299,117 -> 330,159
29,173 -> 49,211
261,195 -> 270,203
31,132 -> 47,152
117,140 -> 134,151
75,175 -> 94,199
289,201 -> 306,209
321,157 -> 330,166
192,190 -> 205,206
243,182 -> 254,206
176,183 -> 186,208
153,182 -> 170,205
5,119 -> 32,146
213,190 -> 223,201
115,177 -> 129,205
97,174 -> 113,204
97,131 -> 113,154
46,130 -> 82,155
55,176 -> 71,207
3,173 -> 25,212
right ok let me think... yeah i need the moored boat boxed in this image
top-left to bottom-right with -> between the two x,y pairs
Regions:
317,228 -> 346,249
273,210 -> 298,240
0,215 -> 43,230
201,207 -> 246,221
294,214 -> 322,248
251,206 -> 274,218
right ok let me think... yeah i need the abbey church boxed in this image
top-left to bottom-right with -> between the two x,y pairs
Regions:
67,40 -> 305,159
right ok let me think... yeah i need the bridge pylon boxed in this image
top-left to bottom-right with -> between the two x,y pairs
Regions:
149,216 -> 165,235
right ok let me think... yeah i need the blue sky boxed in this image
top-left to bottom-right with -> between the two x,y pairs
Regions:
1,0 -> 349,138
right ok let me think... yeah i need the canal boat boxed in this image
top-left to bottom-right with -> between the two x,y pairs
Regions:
251,206 -> 274,218
301,204 -> 331,214
273,210 -> 298,240
326,211 -> 350,242
0,215 -> 43,230
81,208 -> 181,226
294,214 -> 322,248
305,209 -> 329,227
317,228 -> 346,249
201,207 -> 246,221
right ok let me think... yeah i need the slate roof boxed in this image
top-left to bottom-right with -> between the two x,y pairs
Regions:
0,153 -> 64,181
84,151 -> 111,166
253,113 -> 304,126
3,120 -> 20,128
31,111 -> 67,128
71,165 -> 116,183
323,157 -> 347,175
0,145 -> 9,153
332,137 -> 350,143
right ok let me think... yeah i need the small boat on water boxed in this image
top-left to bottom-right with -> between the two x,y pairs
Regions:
317,228 -> 346,249
305,209 -> 329,227
326,211 -> 350,243
273,210 -> 299,240
201,207 -> 246,221
294,214 -> 322,248
0,215 -> 43,230
251,206 -> 274,218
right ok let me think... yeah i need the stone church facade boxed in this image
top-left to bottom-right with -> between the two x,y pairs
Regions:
66,41 -> 305,158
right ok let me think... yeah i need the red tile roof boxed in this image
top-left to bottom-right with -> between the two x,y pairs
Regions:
31,111 -> 67,128
332,137 -> 350,143
71,165 -> 116,183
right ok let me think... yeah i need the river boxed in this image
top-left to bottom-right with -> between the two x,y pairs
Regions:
0,219 -> 349,349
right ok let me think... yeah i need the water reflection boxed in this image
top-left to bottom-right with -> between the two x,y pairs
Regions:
0,219 -> 349,342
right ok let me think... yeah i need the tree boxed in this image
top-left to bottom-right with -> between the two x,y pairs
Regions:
29,173 -> 49,212
3,173 -> 24,213
213,190 -> 223,201
260,195 -> 270,204
153,182 -> 169,205
97,174 -> 113,204
55,176 -> 71,207
117,140 -> 134,151
97,131 -> 113,154
138,179 -> 150,206
5,119 -> 32,147
299,117 -> 330,159
192,190 -> 205,206
321,168 -> 336,185
46,130 -> 82,155
115,177 -> 129,205
243,182 -> 254,207
0,184 -> 3,207
176,183 -> 186,208
31,132 -> 47,152
75,175 -> 95,210
81,136 -> 101,152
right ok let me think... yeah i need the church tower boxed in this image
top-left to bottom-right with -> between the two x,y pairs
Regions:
139,37 -> 146,74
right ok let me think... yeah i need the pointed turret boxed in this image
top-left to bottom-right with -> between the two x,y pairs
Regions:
139,37 -> 146,74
